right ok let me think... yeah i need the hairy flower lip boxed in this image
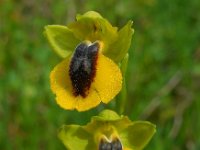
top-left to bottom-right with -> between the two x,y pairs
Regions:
98,136 -> 123,150
69,41 -> 100,98
50,42 -> 122,111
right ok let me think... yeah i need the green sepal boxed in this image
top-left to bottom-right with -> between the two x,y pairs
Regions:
44,25 -> 80,58
84,110 -> 132,134
68,12 -> 118,52
95,109 -> 121,121
58,125 -> 95,150
120,121 -> 156,150
105,21 -> 134,63
76,11 -> 103,20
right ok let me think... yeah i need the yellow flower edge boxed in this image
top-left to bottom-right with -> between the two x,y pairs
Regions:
50,53 -> 122,111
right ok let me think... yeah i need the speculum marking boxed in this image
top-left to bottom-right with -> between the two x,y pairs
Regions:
69,42 -> 99,98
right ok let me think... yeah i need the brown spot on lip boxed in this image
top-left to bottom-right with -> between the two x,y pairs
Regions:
69,42 -> 99,98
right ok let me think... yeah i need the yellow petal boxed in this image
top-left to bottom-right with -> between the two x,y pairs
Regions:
50,58 -> 101,111
93,54 -> 122,103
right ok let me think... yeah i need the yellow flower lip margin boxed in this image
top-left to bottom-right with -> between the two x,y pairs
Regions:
58,109 -> 156,150
44,11 -> 134,63
50,41 -> 122,111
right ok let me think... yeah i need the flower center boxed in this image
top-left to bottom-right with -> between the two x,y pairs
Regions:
69,41 -> 99,98
99,137 -> 122,150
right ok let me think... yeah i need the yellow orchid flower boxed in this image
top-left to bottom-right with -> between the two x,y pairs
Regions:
59,110 -> 156,150
44,11 -> 133,111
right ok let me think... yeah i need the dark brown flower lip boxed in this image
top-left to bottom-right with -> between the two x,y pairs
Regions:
99,137 -> 123,150
69,41 -> 100,98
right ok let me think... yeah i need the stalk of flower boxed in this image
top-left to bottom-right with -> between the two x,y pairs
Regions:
44,11 -> 134,111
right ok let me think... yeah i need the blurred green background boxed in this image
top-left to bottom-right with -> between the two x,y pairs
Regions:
1,0 -> 200,149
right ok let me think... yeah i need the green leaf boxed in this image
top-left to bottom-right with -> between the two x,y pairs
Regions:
44,25 -> 80,58
58,125 -> 95,150
105,21 -> 134,62
120,121 -> 156,150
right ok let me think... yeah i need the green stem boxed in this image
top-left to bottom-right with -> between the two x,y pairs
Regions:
116,53 -> 129,114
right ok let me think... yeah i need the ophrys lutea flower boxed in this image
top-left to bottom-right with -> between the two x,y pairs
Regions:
44,11 -> 133,111
59,109 -> 156,150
